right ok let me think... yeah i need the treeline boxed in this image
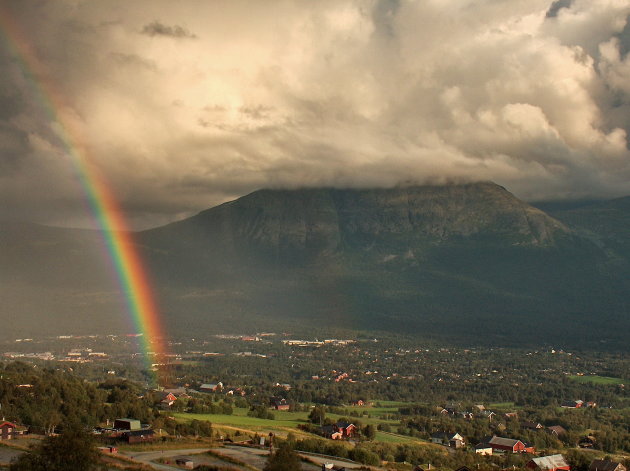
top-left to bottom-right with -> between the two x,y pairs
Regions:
0,362 -> 215,437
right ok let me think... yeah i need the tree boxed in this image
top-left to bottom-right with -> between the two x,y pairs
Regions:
308,405 -> 326,425
10,422 -> 102,471
363,424 -> 376,440
264,441 -> 302,471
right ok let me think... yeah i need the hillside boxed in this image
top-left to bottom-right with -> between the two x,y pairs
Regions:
1,182 -> 629,348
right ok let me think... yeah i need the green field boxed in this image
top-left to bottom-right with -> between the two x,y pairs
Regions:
374,431 -> 433,445
174,404 -> 413,442
174,408 -> 307,430
569,375 -> 626,385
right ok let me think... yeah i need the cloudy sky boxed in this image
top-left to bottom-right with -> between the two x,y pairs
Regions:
1,0 -> 630,229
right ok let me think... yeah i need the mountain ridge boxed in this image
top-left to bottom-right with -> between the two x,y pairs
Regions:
2,182 -> 629,349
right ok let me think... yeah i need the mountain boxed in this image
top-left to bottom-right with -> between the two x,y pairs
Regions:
2,182 -> 629,349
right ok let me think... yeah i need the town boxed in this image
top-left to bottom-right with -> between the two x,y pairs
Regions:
0,332 -> 628,470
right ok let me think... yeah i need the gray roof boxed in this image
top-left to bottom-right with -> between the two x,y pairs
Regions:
589,461 -> 626,471
488,436 -> 522,447
530,455 -> 569,470
547,425 -> 567,435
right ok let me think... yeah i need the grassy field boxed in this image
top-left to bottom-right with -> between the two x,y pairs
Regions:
569,375 -> 626,385
374,431 -> 433,445
174,404 -> 416,443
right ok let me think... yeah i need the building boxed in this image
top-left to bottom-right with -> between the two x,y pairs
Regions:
527,454 -> 571,471
589,460 -> 627,471
335,422 -> 356,438
113,419 -> 141,431
321,425 -> 344,440
321,422 -> 356,440
486,436 -> 535,453
200,382 -> 223,392
175,457 -> 194,469
163,387 -> 190,398
155,391 -> 177,408
431,432 -> 465,448
270,397 -> 291,411
547,426 -> 568,437
122,429 -> 155,444
0,421 -> 25,440
475,443 -> 493,455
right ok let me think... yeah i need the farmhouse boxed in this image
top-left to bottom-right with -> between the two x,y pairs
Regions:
0,421 -> 26,440
163,387 -> 190,398
431,432 -> 465,448
589,460 -> 627,471
122,429 -> 155,444
475,443 -> 493,455
486,436 -> 535,453
561,400 -> 584,409
335,422 -> 356,438
321,425 -> 344,440
479,410 -> 497,420
155,391 -> 177,408
270,397 -> 291,411
200,382 -> 223,392
527,454 -> 571,471
321,422 -> 356,440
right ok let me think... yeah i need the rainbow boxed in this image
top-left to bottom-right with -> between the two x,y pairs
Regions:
0,7 -> 169,382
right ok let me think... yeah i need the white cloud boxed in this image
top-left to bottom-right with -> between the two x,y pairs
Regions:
1,0 -> 630,228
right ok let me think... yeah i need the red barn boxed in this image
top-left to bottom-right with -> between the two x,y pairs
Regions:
488,436 -> 535,453
270,397 -> 291,411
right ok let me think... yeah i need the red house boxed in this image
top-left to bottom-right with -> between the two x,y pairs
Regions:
527,454 -> 571,471
487,436 -> 535,453
335,422 -> 356,438
0,422 -> 17,440
270,397 -> 291,411
321,422 -> 356,440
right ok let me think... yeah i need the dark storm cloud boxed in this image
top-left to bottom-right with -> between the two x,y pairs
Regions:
546,0 -> 573,18
617,14 -> 630,58
141,21 -> 197,39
